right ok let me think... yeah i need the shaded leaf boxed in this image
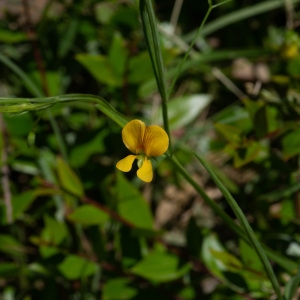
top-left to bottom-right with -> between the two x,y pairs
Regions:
70,130 -> 108,167
67,205 -> 109,226
56,157 -> 84,197
282,129 -> 300,159
0,263 -> 20,278
108,33 -> 128,76
284,267 -> 300,300
40,215 -> 68,258
0,235 -> 25,258
215,123 -> 242,144
103,278 -> 137,300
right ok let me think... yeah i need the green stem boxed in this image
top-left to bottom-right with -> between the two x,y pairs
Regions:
167,0 -> 213,99
194,153 -> 283,300
46,110 -> 68,162
170,155 -> 247,238
0,94 -> 128,128
185,0 -> 300,41
140,0 -> 171,150
0,52 -> 43,98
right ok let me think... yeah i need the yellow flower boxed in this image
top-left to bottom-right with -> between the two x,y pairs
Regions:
116,119 -> 169,182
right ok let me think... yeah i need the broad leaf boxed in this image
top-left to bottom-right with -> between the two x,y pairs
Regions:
102,278 -> 137,300
131,251 -> 190,282
116,173 -> 153,230
56,157 -> 84,197
154,94 -> 212,130
67,205 -> 109,226
58,255 -> 98,280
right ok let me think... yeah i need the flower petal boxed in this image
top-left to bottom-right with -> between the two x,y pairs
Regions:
116,155 -> 136,172
143,125 -> 169,157
137,157 -> 153,182
122,120 -> 146,154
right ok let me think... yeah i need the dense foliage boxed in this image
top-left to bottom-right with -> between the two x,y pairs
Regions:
0,0 -> 300,299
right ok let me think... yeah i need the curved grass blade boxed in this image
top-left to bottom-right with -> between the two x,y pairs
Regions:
139,0 -> 171,148
193,152 -> 283,300
0,94 -> 127,128
185,0 -> 300,41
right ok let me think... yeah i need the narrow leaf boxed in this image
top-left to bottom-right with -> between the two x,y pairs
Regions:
194,152 -> 282,300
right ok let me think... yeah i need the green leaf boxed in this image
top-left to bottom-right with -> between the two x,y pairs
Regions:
116,173 -> 153,230
39,215 -> 68,258
194,153 -> 282,299
95,2 -> 116,24
154,94 -> 212,130
102,278 -> 138,300
11,190 -> 36,221
76,54 -> 122,87
212,105 -> 252,133
0,235 -> 25,258
243,98 -> 264,121
253,105 -> 279,138
186,217 -> 203,258
120,226 -> 142,268
128,51 -> 154,83
258,181 -> 300,201
56,157 -> 84,197
31,71 -> 61,96
202,233 -> 227,280
131,251 -> 190,282
70,130 -> 108,167
108,33 -> 128,77
287,56 -> 300,78
67,205 -> 109,226
10,188 -> 59,223
4,113 -> 34,136
58,19 -> 78,58
232,140 -> 263,168
210,249 -> 243,271
282,129 -> 300,159
202,234 -> 266,292
0,263 -> 20,278
239,239 -> 264,272
214,123 -> 242,144
58,255 -> 98,280
0,29 -> 28,43
284,267 -> 300,300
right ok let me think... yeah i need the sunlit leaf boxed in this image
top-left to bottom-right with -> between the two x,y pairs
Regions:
154,94 -> 212,130
0,29 -> 28,43
131,251 -> 190,282
58,255 -> 98,280
116,173 -> 153,230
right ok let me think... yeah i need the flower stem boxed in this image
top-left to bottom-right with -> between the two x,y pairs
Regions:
139,0 -> 171,151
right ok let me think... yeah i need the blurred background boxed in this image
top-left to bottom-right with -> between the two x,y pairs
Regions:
0,0 -> 300,299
